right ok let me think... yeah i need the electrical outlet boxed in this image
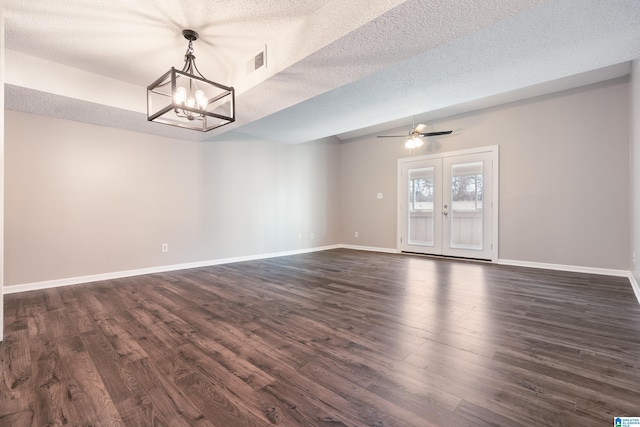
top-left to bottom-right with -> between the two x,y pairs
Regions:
377,193 -> 383,199
633,251 -> 637,265
355,232 -> 359,237
161,243 -> 168,253
298,233 -> 302,239
310,233 -> 314,239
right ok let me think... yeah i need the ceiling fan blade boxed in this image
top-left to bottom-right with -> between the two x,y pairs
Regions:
414,124 -> 427,133
377,135 -> 408,138
419,130 -> 453,137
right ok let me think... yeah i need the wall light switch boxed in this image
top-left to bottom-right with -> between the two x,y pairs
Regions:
377,193 -> 383,199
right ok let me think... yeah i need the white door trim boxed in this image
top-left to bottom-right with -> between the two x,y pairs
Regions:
397,145 -> 499,263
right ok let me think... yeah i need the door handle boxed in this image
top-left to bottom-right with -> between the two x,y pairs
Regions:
443,211 -> 448,216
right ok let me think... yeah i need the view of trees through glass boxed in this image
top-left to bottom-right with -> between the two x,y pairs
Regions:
409,173 -> 483,211
451,174 -> 483,210
409,177 -> 434,210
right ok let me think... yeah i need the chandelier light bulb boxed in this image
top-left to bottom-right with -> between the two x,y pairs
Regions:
195,90 -> 207,109
174,86 -> 187,105
186,97 -> 195,108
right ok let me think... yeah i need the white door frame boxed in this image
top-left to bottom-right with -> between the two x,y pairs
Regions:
397,145 -> 499,263
0,8 -> 5,341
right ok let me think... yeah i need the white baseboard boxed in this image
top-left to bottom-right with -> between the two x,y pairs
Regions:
3,245 -> 342,295
629,273 -> 640,305
498,258 -> 629,277
3,247 -> 635,302
339,244 -> 399,254
498,259 -> 638,305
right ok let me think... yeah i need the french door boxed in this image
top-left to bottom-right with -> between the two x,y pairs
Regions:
398,146 -> 498,261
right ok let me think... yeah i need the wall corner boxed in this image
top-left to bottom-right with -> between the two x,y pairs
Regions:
631,59 -> 640,287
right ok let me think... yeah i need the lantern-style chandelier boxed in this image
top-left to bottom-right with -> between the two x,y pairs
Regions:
147,29 -> 235,132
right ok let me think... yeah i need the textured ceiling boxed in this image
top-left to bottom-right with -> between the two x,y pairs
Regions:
4,0 -> 331,87
3,0 -> 640,144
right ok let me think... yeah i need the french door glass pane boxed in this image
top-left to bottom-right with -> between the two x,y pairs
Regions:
450,162 -> 483,250
408,167 -> 435,246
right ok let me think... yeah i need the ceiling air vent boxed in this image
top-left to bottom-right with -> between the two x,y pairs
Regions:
248,46 -> 267,72
254,51 -> 265,70
246,46 -> 267,75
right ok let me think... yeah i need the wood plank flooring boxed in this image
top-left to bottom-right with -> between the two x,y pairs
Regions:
1,248 -> 640,426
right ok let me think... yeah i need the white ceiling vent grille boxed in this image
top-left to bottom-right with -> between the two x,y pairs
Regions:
248,46 -> 267,73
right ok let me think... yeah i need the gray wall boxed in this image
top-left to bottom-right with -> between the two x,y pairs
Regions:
633,60 -> 640,283
341,77 -> 631,270
4,112 -> 341,286
4,75 -> 633,288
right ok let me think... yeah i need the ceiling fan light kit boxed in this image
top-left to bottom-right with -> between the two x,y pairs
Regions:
378,117 -> 452,149
405,137 -> 424,148
147,29 -> 235,132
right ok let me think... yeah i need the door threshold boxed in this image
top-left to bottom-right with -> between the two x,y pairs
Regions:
400,251 -> 492,264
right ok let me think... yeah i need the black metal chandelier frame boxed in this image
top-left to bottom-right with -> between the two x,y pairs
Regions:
147,29 -> 235,132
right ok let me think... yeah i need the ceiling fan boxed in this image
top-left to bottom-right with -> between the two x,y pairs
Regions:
377,117 -> 452,148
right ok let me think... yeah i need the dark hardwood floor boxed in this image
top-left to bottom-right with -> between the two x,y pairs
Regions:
1,248 -> 640,426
